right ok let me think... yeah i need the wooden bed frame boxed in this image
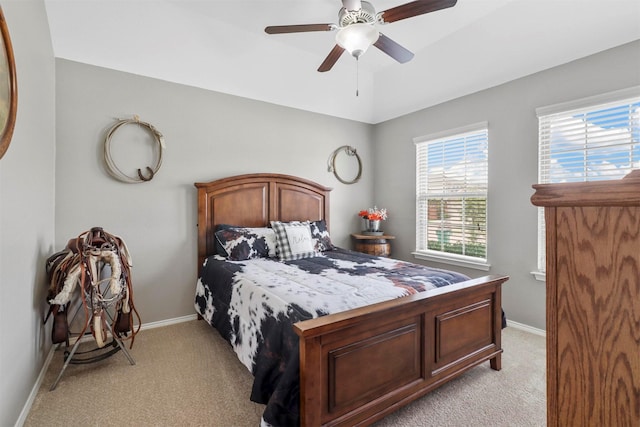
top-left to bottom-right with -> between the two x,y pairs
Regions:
195,173 -> 508,427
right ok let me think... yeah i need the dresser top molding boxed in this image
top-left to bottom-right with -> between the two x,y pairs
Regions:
531,170 -> 640,207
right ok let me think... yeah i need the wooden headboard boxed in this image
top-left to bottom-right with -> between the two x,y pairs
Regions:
194,173 -> 332,271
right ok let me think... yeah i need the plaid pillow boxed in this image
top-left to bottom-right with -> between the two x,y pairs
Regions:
270,221 -> 319,261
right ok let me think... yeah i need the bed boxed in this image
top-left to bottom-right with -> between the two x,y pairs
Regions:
194,173 -> 508,427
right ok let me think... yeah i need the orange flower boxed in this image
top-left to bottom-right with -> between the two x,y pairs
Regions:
367,212 -> 384,221
357,207 -> 388,220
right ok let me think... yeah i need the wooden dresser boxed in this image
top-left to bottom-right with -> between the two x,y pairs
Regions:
531,170 -> 640,427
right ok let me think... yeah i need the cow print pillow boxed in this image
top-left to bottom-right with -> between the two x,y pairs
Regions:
309,219 -> 335,252
215,227 -> 277,261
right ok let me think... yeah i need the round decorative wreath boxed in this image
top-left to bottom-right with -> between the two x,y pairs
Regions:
104,115 -> 165,183
327,145 -> 362,184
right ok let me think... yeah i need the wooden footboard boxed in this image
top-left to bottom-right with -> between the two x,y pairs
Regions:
295,274 -> 507,427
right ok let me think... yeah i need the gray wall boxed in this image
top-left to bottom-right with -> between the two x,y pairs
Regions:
0,1 -> 56,425
55,59 -> 374,325
372,40 -> 640,330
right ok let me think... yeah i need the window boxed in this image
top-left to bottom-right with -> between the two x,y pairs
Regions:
536,87 -> 640,274
414,122 -> 489,270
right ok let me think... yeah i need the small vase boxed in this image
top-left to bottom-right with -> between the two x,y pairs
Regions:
362,219 -> 383,235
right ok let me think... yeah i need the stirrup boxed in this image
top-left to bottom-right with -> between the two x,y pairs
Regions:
92,310 -> 107,348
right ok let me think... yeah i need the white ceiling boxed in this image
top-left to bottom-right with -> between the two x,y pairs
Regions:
44,0 -> 640,124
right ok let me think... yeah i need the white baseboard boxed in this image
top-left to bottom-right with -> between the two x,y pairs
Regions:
14,343 -> 58,427
15,313 -> 199,427
139,313 -> 198,331
507,320 -> 546,337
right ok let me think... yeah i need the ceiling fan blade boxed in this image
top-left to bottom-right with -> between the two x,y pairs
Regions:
342,0 -> 362,11
265,24 -> 334,34
318,45 -> 345,72
374,33 -> 414,63
380,0 -> 457,23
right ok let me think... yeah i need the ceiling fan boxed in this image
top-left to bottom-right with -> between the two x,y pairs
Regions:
265,0 -> 458,72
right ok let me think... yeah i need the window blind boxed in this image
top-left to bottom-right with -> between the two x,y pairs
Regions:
415,124 -> 488,261
537,91 -> 640,272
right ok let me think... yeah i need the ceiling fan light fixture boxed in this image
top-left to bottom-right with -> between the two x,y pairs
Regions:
335,23 -> 379,58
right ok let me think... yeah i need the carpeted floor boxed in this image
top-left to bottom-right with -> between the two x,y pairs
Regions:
25,320 -> 545,427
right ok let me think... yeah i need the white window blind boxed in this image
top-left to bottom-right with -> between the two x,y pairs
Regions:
537,88 -> 640,272
415,123 -> 488,263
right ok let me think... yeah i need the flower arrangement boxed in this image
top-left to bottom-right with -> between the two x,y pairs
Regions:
358,206 -> 388,221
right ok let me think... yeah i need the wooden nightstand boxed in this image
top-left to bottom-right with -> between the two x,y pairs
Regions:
351,233 -> 395,257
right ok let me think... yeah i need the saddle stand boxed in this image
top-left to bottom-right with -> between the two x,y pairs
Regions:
45,227 -> 140,391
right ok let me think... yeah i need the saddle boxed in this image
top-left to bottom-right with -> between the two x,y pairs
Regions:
45,227 -> 141,348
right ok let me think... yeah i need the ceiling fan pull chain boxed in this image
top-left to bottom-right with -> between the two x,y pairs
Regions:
356,57 -> 359,97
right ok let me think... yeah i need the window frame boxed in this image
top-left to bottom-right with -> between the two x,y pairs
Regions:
413,122 -> 491,271
534,86 -> 640,280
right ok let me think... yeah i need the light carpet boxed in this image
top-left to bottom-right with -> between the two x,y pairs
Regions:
24,320 -> 545,426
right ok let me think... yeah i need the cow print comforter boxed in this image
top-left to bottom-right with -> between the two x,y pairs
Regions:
194,248 -> 470,426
